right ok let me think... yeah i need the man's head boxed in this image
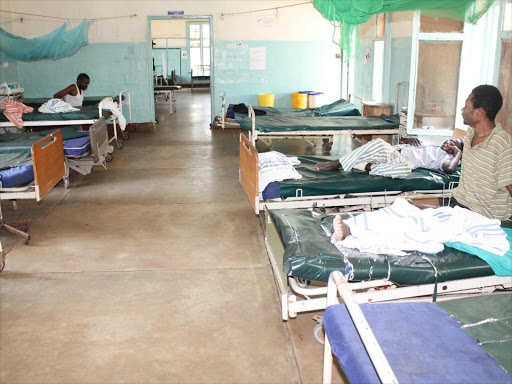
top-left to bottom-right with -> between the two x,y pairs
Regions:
461,85 -> 502,126
76,73 -> 90,91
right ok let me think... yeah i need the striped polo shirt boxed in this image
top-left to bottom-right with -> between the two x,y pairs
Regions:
453,124 -> 512,220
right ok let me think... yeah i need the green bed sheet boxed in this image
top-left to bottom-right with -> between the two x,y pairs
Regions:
437,294 -> 512,375
270,208 -> 500,284
21,96 -> 123,108
237,114 -> 399,133
278,156 -> 460,198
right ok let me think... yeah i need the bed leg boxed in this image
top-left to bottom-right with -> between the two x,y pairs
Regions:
322,335 -> 334,384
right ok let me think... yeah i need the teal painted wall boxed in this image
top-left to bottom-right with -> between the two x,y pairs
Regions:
353,38 -> 375,105
0,61 -> 18,84
17,42 -> 152,123
152,48 -> 184,83
213,40 -> 341,116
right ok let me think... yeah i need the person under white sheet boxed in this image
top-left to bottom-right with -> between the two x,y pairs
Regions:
331,198 -> 509,257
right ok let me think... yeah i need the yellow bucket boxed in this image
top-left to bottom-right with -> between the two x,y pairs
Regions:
291,92 -> 308,109
258,93 -> 275,107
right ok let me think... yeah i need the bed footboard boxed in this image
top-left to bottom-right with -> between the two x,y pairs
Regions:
32,130 -> 65,201
239,133 -> 259,213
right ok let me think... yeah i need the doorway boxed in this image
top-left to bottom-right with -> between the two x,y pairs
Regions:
148,16 -> 213,121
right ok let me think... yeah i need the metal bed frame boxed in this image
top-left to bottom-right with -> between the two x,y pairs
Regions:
0,130 -> 66,271
0,89 -> 133,150
240,133 -> 455,215
263,208 -> 512,322
154,85 -> 182,115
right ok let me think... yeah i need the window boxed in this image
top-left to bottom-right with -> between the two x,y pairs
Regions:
407,7 -> 501,135
188,23 -> 210,77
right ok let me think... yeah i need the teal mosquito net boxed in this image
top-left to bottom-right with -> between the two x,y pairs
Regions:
312,0 -> 497,60
0,20 -> 91,62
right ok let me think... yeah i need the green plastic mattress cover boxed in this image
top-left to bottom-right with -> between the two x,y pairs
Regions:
278,156 -> 460,198
235,99 -> 361,118
0,128 -> 88,169
270,208 -> 496,284
0,105 -> 110,123
22,96 -> 123,108
437,294 -> 512,375
237,114 -> 399,133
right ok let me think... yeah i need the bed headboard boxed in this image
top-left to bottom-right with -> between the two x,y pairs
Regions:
89,117 -> 108,163
31,130 -> 65,201
239,133 -> 259,213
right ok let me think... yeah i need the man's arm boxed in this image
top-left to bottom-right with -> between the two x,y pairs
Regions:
441,142 -> 462,174
53,84 -> 75,99
507,185 -> 512,197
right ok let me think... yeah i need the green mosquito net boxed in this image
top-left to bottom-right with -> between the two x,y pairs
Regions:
312,0 -> 496,60
0,20 -> 91,62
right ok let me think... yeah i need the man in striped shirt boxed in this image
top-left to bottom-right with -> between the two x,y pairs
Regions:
452,85 -> 512,221
315,138 -> 462,179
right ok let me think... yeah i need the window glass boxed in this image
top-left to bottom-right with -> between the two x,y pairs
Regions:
504,0 -> 512,31
413,41 -> 462,130
420,15 -> 464,33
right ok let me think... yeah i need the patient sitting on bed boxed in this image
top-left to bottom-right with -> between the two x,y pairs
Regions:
53,73 -> 90,107
315,138 -> 463,177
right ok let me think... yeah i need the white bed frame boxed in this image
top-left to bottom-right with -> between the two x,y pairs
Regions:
0,89 -> 132,150
263,209 -> 512,321
0,130 -> 67,270
154,85 -> 181,115
240,133 -> 454,215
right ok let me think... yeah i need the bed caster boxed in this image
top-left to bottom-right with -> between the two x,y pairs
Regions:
129,124 -> 136,133
115,140 -> 124,150
107,145 -> 114,154
122,131 -> 130,141
313,323 -> 325,345
106,153 -> 113,163
295,277 -> 311,288
24,234 -> 30,245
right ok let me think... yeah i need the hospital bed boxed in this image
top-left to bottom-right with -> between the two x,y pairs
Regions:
322,271 -> 512,384
0,89 -> 132,149
154,85 -> 182,115
219,94 -> 397,148
240,133 -> 458,214
0,130 -> 66,272
264,207 -> 512,321
0,120 -> 110,189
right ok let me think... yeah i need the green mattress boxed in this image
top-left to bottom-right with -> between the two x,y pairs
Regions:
21,96 -> 124,107
437,294 -> 512,375
0,105 -> 111,123
235,99 -> 361,118
237,114 -> 399,133
278,156 -> 460,198
270,208 -> 502,284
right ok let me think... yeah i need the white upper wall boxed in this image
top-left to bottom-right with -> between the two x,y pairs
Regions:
9,0 -> 336,42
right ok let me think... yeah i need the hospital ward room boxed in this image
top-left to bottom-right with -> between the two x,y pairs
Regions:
1,0 -> 512,383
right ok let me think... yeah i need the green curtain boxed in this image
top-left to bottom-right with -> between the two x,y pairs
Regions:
312,0 -> 497,60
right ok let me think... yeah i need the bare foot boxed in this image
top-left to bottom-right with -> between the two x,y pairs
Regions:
315,159 -> 341,171
332,214 -> 351,242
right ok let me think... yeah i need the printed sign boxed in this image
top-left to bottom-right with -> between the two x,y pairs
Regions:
181,51 -> 188,59
168,11 -> 184,15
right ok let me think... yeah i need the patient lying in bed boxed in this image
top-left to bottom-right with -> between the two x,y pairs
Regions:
331,198 -> 510,265
316,138 -> 463,178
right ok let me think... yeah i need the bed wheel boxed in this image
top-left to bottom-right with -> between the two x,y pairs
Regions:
115,140 -> 124,150
295,277 -> 311,288
24,234 -> 30,245
129,124 -> 136,133
106,153 -> 113,163
313,323 -> 325,345
122,131 -> 130,141
107,145 -> 114,154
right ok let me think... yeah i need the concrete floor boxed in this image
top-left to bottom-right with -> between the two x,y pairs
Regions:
0,89 -> 349,383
